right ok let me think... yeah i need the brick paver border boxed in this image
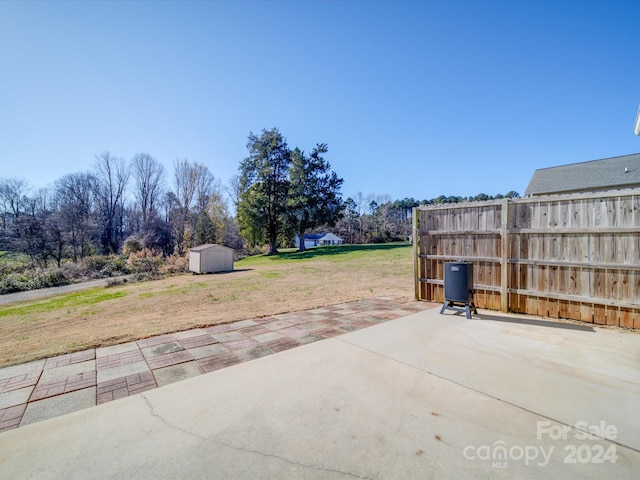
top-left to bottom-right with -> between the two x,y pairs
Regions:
0,298 -> 437,432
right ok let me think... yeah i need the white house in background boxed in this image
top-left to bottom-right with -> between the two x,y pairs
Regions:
189,244 -> 235,273
294,233 -> 344,249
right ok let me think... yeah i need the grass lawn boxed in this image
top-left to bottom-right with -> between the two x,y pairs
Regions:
0,243 -> 417,367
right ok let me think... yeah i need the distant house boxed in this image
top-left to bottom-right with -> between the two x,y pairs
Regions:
294,233 -> 344,249
525,153 -> 640,196
189,244 -> 235,273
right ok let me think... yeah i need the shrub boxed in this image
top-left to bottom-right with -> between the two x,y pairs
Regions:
80,256 -> 110,278
122,237 -> 143,256
105,277 -> 127,288
0,250 -> 189,295
0,272 -> 31,294
113,255 -> 130,273
103,254 -> 130,277
0,262 -> 25,278
160,254 -> 189,275
0,269 -> 69,294
60,261 -> 90,281
127,248 -> 162,275
236,244 -> 267,259
28,269 -> 70,290
132,272 -> 156,282
72,255 -> 131,279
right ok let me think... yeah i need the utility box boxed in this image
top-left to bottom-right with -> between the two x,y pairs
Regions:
440,262 -> 477,319
189,244 -> 235,274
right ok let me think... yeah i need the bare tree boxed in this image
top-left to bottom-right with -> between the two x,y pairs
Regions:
0,177 -> 30,251
94,152 -> 130,253
55,172 -> 97,260
0,177 -> 30,218
131,153 -> 165,226
173,159 -> 197,214
172,159 -> 215,254
204,179 -> 230,245
226,174 -> 241,216
195,164 -> 215,214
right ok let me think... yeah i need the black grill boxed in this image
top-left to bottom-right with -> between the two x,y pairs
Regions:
440,262 -> 477,319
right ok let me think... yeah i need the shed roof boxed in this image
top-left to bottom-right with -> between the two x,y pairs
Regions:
525,153 -> 640,196
190,243 -> 234,252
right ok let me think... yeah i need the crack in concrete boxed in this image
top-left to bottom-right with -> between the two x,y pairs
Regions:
140,394 -> 376,480
394,372 -> 426,436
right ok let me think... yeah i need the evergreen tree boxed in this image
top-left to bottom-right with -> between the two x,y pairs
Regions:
287,144 -> 343,252
238,128 -> 290,255
194,210 -> 216,245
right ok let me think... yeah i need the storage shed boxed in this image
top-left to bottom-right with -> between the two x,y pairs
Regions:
189,244 -> 235,274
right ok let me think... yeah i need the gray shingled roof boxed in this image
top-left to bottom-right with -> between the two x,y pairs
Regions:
525,153 -> 640,196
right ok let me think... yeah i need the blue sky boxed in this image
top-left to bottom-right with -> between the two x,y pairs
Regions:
1,0 -> 639,203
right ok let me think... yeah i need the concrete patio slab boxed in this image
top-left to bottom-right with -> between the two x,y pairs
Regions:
171,328 -> 210,340
231,319 -> 259,329
0,306 -> 638,478
0,359 -> 45,381
341,309 -> 640,453
38,359 -> 95,383
212,331 -> 248,342
96,360 -> 150,384
20,387 -> 96,426
251,331 -> 285,343
153,361 -> 204,387
187,343 -> 230,359
141,341 -> 184,358
0,386 -> 33,410
235,344 -> 275,362
96,341 -> 140,357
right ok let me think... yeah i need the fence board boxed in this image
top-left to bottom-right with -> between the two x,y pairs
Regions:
415,192 -> 640,329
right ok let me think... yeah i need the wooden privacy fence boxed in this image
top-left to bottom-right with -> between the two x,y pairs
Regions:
413,191 -> 640,329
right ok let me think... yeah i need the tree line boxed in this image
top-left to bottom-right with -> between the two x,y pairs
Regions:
328,190 -> 520,245
0,127 -> 520,265
0,152 -> 237,266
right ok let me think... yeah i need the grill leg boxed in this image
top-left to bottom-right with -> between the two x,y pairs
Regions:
441,301 -> 477,319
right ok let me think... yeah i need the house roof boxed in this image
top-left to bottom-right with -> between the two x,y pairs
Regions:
190,243 -> 234,252
318,233 -> 342,241
299,233 -> 343,241
525,153 -> 640,196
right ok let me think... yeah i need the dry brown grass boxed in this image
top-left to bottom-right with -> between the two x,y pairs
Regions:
0,244 -> 416,367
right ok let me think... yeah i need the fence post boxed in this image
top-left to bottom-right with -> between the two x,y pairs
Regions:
413,207 -> 420,300
501,198 -> 509,312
